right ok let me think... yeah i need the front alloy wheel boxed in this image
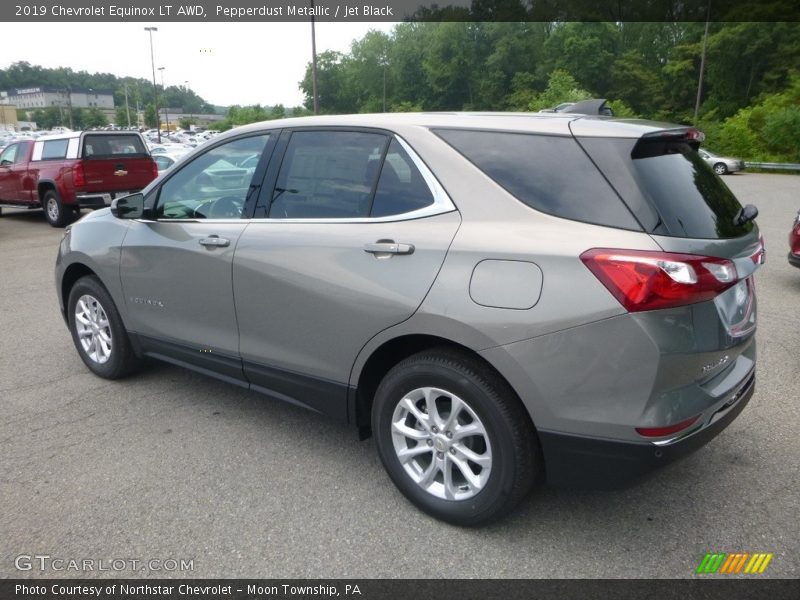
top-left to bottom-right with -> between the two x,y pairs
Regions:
67,275 -> 141,379
74,294 -> 113,364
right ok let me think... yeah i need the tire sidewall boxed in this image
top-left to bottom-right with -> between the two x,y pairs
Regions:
43,190 -> 66,227
373,360 -> 521,524
714,163 -> 727,175
67,277 -> 128,378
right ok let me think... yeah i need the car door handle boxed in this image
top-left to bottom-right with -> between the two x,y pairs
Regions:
199,236 -> 231,248
363,241 -> 415,255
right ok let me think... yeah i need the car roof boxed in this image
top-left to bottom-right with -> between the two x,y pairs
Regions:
36,130 -> 144,142
225,112 -> 692,141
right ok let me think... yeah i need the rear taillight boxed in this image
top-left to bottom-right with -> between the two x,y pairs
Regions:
581,248 -> 738,312
636,415 -> 700,438
72,163 -> 86,187
150,158 -> 159,180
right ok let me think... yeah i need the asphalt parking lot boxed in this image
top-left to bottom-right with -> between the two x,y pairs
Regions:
1,172 -> 798,579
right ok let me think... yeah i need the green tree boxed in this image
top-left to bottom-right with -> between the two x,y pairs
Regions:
527,69 -> 591,111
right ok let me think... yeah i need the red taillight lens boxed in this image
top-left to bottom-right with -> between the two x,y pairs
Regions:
150,158 -> 159,180
581,248 -> 738,312
72,163 -> 86,187
636,415 -> 700,438
790,225 -> 800,256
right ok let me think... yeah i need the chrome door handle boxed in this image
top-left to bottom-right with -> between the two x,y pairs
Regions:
199,236 -> 230,248
363,242 -> 415,255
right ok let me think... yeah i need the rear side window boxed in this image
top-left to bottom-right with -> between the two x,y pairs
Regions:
270,131 -> 387,219
82,134 -> 147,158
579,138 -> 752,239
370,139 -> 435,217
434,129 -> 640,230
41,139 -> 69,160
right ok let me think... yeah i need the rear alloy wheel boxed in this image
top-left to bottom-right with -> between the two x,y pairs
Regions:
373,348 -> 539,525
67,276 -> 141,379
713,162 -> 728,175
43,189 -> 69,227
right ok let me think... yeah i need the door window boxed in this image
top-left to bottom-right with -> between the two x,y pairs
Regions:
0,143 -> 18,165
155,134 -> 269,220
370,139 -> 435,217
269,131 -> 388,219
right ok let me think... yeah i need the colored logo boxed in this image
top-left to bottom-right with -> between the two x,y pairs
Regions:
696,552 -> 773,574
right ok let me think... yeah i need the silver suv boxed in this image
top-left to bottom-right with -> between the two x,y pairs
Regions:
56,113 -> 762,525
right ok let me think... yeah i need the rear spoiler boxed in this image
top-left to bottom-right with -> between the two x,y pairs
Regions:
632,127 -> 706,158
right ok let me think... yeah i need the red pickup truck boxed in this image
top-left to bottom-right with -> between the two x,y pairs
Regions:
0,131 -> 158,226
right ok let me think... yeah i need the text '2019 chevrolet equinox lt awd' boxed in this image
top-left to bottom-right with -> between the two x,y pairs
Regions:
56,113 -> 763,525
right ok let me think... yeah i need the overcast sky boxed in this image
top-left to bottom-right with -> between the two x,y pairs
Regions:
1,22 -> 397,108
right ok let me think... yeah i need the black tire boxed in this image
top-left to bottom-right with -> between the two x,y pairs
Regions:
42,189 -> 70,227
713,162 -> 728,175
67,275 -> 142,379
372,348 -> 539,525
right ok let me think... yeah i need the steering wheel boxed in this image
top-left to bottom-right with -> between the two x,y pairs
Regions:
206,196 -> 243,219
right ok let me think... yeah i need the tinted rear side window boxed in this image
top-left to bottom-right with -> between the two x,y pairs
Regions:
434,129 -> 640,230
370,139 -> 435,217
579,138 -> 752,239
83,134 -> 147,158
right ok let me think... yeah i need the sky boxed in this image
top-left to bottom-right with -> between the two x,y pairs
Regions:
0,22 -> 397,108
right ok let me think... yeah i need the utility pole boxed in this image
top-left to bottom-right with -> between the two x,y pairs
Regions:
124,83 -> 131,127
144,26 -> 160,142
693,1 -> 712,126
310,0 -> 319,115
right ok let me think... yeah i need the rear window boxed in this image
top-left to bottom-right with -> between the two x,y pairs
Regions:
434,129 -> 640,230
578,138 -> 753,239
82,134 -> 147,158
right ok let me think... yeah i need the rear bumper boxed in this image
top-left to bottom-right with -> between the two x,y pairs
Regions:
75,190 -> 139,208
539,372 -> 755,488
788,252 -> 800,269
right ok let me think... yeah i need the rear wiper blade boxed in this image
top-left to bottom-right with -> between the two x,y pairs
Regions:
734,204 -> 758,226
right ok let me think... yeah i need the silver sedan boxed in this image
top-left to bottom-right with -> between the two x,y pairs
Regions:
699,148 -> 746,175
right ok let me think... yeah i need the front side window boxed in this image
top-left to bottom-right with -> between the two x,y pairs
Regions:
156,134 -> 269,220
269,131 -> 387,219
0,143 -> 18,165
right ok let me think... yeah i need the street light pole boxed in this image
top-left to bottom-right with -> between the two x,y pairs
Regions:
158,67 -> 169,136
144,26 -> 160,142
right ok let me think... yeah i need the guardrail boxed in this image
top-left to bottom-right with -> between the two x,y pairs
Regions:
744,161 -> 800,171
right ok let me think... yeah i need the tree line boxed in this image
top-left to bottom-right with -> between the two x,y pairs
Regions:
298,21 -> 800,161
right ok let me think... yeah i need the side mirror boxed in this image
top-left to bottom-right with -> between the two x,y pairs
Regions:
111,193 -> 146,219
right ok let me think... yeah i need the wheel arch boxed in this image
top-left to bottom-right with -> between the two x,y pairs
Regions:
351,333 -> 535,440
60,262 -> 99,321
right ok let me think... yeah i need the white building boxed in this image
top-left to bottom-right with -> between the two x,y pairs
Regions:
0,86 -> 115,110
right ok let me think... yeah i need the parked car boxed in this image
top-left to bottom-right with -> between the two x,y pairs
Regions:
55,113 -> 762,524
0,131 -> 158,226
699,148 -> 745,175
789,210 -> 800,268
153,150 -> 190,173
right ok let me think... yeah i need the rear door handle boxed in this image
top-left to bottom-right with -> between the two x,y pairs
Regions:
199,235 -> 231,248
363,241 -> 415,255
